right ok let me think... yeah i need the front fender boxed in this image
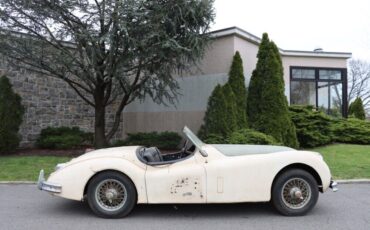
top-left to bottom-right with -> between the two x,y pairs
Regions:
47,157 -> 147,203
270,151 -> 332,193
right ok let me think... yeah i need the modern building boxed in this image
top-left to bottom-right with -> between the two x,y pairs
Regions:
122,27 -> 351,135
0,27 -> 352,146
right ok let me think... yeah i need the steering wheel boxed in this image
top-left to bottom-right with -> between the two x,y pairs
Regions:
180,139 -> 189,158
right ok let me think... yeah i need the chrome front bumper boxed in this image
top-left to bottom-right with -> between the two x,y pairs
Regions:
329,180 -> 338,192
37,169 -> 62,193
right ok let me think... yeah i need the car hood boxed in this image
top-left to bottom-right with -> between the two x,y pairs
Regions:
211,144 -> 296,157
69,146 -> 140,164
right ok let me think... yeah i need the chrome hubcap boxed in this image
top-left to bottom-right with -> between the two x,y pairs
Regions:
105,188 -> 118,200
290,187 -> 303,200
95,179 -> 127,212
281,178 -> 311,209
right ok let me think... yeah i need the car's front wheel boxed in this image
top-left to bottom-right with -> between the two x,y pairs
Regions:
87,171 -> 137,218
271,169 -> 319,216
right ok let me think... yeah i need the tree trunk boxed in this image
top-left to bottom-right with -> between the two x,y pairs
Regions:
94,85 -> 108,148
94,105 -> 108,148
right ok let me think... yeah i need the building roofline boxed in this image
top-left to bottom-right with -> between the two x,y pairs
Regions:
210,26 -> 352,59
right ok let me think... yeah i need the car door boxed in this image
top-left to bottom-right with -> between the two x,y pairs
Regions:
199,152 -> 273,203
145,153 -> 206,203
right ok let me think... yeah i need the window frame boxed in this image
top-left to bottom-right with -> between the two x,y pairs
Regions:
290,66 -> 348,117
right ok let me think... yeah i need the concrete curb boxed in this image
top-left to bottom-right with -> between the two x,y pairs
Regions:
337,179 -> 370,184
1,179 -> 370,184
0,181 -> 36,184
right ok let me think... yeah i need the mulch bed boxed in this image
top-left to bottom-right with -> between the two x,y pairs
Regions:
4,148 -> 88,157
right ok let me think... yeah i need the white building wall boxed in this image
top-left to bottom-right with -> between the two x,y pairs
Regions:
122,36 -> 235,135
233,35 -> 259,85
122,33 -> 349,137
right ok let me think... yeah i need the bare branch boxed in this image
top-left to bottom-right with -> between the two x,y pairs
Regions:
348,59 -> 370,115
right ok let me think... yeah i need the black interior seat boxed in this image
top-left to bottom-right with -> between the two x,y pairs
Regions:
142,147 -> 163,163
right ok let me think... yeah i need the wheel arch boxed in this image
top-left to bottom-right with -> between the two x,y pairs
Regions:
272,163 -> 324,193
83,169 -> 138,202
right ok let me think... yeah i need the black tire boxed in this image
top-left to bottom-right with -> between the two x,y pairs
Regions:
87,171 -> 137,218
271,169 -> 319,216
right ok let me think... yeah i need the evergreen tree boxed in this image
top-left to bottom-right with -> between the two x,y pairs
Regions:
0,0 -> 215,148
247,33 -> 298,148
228,51 -> 248,128
348,97 -> 366,120
222,83 -> 238,134
0,76 -> 25,153
199,85 -> 229,138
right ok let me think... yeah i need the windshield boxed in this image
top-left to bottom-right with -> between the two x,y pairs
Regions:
183,126 -> 205,152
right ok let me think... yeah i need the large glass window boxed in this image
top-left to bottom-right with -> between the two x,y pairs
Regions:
319,70 -> 342,80
317,82 -> 329,112
291,81 -> 316,105
290,67 -> 347,117
292,69 -> 315,80
330,82 -> 343,116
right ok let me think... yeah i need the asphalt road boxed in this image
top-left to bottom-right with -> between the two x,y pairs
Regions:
0,184 -> 369,230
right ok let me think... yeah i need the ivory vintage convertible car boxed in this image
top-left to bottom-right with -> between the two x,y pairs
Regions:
38,126 -> 338,218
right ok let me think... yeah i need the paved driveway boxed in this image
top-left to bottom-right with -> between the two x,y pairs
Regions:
0,184 -> 369,230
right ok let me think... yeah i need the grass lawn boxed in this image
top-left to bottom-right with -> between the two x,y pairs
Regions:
309,144 -> 370,179
0,156 -> 71,181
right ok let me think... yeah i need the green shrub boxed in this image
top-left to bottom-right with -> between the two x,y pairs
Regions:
114,131 -> 182,150
289,105 -> 333,148
227,128 -> 279,145
247,33 -> 298,148
348,97 -> 366,120
331,118 -> 370,144
36,126 -> 93,149
289,105 -> 370,147
203,133 -> 226,144
0,76 -> 25,153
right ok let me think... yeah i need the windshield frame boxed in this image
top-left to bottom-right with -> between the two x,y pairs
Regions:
183,126 -> 208,157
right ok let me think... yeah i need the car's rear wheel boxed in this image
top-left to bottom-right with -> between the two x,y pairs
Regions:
87,171 -> 137,218
272,169 -> 319,216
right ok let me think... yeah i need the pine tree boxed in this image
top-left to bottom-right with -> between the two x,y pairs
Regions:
348,97 -> 366,120
199,85 -> 229,138
247,33 -> 298,148
228,51 -> 248,128
0,76 -> 25,153
222,83 -> 238,134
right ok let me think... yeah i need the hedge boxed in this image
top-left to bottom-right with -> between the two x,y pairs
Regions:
202,129 -> 278,145
289,105 -> 370,147
36,126 -> 93,149
114,131 -> 182,150
289,105 -> 333,148
227,129 -> 279,145
331,118 -> 370,144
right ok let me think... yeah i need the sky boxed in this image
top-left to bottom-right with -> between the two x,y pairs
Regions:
212,0 -> 370,62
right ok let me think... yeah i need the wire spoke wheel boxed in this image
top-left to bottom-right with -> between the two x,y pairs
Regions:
95,179 -> 127,212
281,177 -> 312,209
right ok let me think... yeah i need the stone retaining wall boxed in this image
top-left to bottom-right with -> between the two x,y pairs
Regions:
0,60 -> 123,147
